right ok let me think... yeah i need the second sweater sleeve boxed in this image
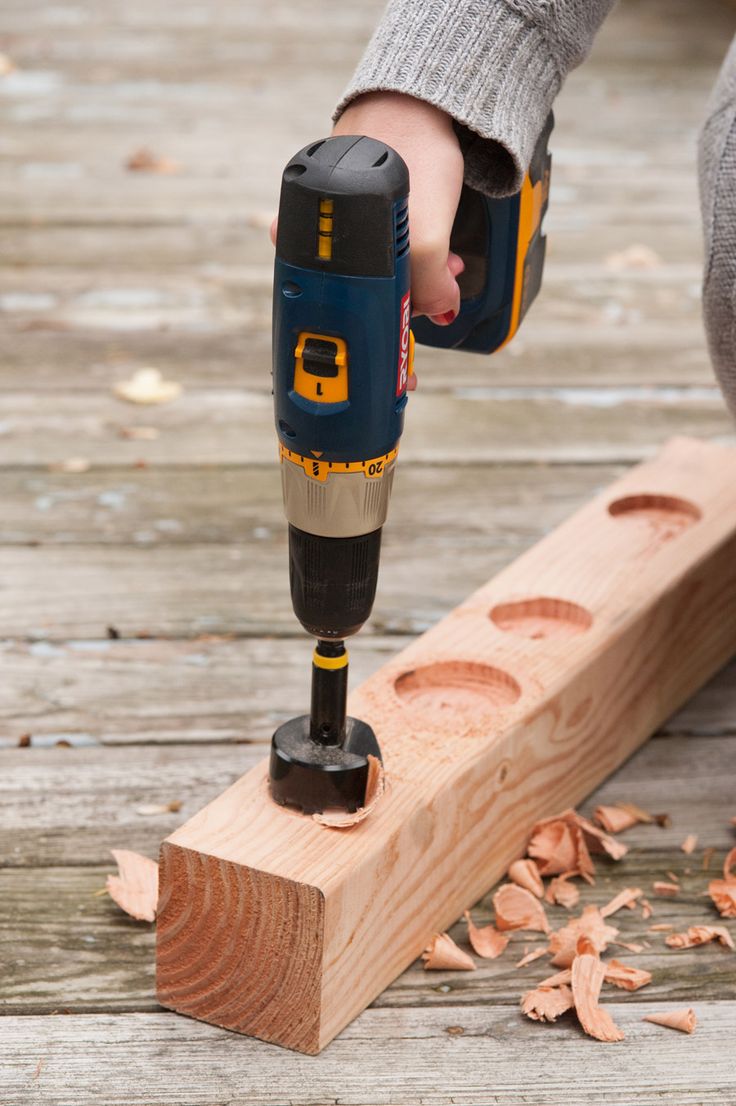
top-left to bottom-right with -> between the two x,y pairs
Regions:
334,0 -> 617,196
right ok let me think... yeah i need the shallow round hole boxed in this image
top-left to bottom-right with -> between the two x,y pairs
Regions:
607,493 -> 701,539
394,661 -> 520,731
489,597 -> 593,641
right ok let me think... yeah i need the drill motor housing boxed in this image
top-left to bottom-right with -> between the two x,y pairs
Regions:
273,135 -> 412,639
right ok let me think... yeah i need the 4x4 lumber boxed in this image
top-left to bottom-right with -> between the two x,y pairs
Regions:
156,436 -> 736,1054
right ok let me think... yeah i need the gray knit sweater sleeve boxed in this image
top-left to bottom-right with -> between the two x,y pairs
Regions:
334,0 -> 617,196
699,35 -> 736,417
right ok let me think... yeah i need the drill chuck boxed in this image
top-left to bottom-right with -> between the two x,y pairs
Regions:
288,524 -> 382,639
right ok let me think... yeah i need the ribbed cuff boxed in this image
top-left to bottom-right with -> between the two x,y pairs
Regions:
333,0 -> 561,196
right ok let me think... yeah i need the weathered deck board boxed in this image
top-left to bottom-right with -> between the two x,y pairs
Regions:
2,734 -> 734,867
0,388 -> 729,468
2,0 -> 736,1094
2,848 -> 734,1015
2,635 -> 732,746
4,1006 -> 736,1106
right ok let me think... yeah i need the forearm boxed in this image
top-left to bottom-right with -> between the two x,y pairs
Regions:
334,0 -> 617,196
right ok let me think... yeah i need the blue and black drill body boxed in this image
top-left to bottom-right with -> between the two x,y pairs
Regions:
269,122 -> 552,815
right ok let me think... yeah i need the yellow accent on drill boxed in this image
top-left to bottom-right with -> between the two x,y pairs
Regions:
312,648 -> 349,671
318,197 -> 334,260
293,331 -> 348,405
497,165 -> 549,351
280,443 -> 399,484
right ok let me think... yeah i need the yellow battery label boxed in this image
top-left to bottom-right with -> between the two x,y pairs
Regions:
280,444 -> 398,483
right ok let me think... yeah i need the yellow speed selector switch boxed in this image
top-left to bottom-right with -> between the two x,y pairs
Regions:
293,332 -> 348,404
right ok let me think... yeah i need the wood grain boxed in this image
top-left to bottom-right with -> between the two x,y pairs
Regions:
4,1005 -> 736,1106
157,438 -> 736,1052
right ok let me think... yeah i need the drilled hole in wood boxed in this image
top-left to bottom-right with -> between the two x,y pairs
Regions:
489,597 -> 593,640
607,493 -> 701,540
394,661 -> 521,730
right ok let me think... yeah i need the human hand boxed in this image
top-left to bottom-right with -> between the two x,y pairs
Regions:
333,92 -> 465,325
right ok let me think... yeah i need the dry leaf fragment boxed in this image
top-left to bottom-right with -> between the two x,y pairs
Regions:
666,925 -> 734,950
422,932 -> 475,971
593,805 -> 638,833
545,871 -> 580,909
464,911 -> 509,959
507,858 -> 544,898
571,940 -> 624,1042
314,755 -> 385,828
125,148 -> 180,174
515,945 -> 549,968
548,905 -> 619,968
119,425 -> 160,440
707,846 -> 736,918
680,834 -> 698,855
600,887 -> 642,918
653,881 -> 679,897
106,849 -> 158,922
49,457 -> 90,473
644,1008 -> 697,1034
114,368 -> 182,406
493,883 -> 550,934
521,984 -> 574,1022
603,959 -> 652,991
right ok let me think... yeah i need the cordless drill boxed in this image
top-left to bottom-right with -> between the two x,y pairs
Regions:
269,120 -> 552,815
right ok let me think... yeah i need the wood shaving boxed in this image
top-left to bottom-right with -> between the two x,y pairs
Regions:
114,368 -> 182,405
548,905 -> 619,968
640,897 -> 653,919
571,940 -> 625,1042
600,887 -> 642,918
126,148 -> 180,174
680,834 -> 698,854
702,847 -> 716,871
603,959 -> 652,991
611,940 -> 644,953
537,968 -> 572,988
515,945 -> 549,968
665,925 -> 734,950
521,983 -> 574,1022
422,932 -> 475,971
135,800 -> 182,815
604,244 -> 662,271
314,755 -> 385,828
707,846 -> 736,918
528,812 -> 590,877
593,805 -> 638,833
507,858 -> 544,898
0,53 -> 16,76
48,457 -> 90,473
493,883 -> 550,934
653,881 -> 680,897
575,812 -> 628,861
106,849 -> 158,922
464,910 -> 509,959
545,871 -> 580,909
648,923 -> 674,932
666,870 -> 680,884
643,1008 -> 697,1034
119,426 -> 160,440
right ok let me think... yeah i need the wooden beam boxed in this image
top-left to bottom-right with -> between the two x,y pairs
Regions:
156,436 -> 736,1054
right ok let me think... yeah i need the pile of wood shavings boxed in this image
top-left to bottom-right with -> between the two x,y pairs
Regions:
422,805 -> 736,1042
